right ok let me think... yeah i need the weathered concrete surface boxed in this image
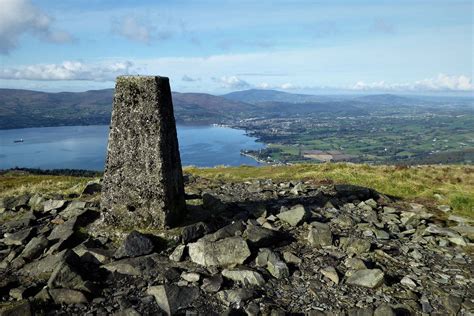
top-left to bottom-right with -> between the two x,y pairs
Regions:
101,76 -> 186,228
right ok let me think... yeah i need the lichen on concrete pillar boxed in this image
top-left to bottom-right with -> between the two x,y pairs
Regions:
101,75 -> 186,228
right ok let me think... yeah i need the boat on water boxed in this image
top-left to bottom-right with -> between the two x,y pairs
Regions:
13,139 -> 24,143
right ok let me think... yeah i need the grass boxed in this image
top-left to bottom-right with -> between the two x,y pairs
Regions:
0,170 -> 94,199
0,163 -> 472,219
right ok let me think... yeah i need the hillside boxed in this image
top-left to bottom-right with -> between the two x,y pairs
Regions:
0,88 -> 253,129
2,163 -> 472,219
222,89 -> 325,104
1,163 -> 473,314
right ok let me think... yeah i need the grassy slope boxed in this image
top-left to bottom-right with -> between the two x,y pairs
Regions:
1,163 -> 472,219
185,163 -> 473,219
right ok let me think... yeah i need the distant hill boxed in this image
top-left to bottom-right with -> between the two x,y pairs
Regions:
354,94 -> 421,105
0,88 -> 253,129
252,101 -> 367,116
222,89 -> 324,104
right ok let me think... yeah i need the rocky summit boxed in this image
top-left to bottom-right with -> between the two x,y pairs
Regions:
0,176 -> 473,315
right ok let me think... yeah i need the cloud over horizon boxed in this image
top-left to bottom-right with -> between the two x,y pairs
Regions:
0,60 -> 134,81
351,74 -> 473,92
0,0 -> 74,54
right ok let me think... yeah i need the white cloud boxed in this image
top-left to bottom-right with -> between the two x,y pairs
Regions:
351,74 -> 473,92
0,60 -> 134,81
111,16 -> 174,44
213,76 -> 250,89
257,82 -> 299,90
182,75 -> 200,82
0,0 -> 73,54
112,16 -> 153,44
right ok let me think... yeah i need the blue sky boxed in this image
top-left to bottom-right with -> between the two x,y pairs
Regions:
0,0 -> 472,94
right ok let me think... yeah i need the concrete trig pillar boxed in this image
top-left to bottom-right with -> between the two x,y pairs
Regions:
101,76 -> 186,228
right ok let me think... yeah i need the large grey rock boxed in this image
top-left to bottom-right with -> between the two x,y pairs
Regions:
81,180 -> 102,195
3,228 -> 34,246
255,248 -> 289,279
103,253 -> 166,276
47,261 -> 92,293
147,284 -> 199,315
201,274 -> 223,293
222,268 -> 265,286
101,76 -> 186,228
43,199 -> 67,213
188,236 -> 250,267
217,289 -> 254,307
346,269 -> 384,288
340,237 -> 371,255
49,288 -> 88,304
20,236 -> 49,260
0,195 -> 30,211
181,222 -> 211,243
200,221 -> 245,242
277,204 -> 308,226
243,224 -> 277,247
307,222 -> 332,248
114,231 -> 154,259
21,249 -> 80,280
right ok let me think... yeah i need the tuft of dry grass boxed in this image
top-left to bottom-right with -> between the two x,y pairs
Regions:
0,171 -> 95,198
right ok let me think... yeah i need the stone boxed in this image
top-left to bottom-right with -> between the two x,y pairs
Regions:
283,251 -> 302,264
267,259 -> 290,279
181,222 -> 211,243
344,258 -> 366,270
340,237 -> 371,255
243,224 -> 277,247
43,199 -> 67,213
321,266 -> 339,284
447,236 -> 467,246
3,228 -> 34,246
28,194 -> 45,211
47,261 -> 92,293
188,236 -> 250,267
181,272 -> 200,283
20,249 -> 80,280
217,289 -> 254,307
365,199 -> 378,209
451,225 -> 474,242
9,287 -> 26,300
20,236 -> 49,261
255,248 -> 279,267
200,221 -> 245,242
0,195 -> 30,211
222,268 -> 265,286
277,204 -> 308,226
103,254 -> 165,276
60,201 -> 87,220
114,231 -> 154,259
169,245 -> 186,262
47,216 -> 77,241
49,288 -> 88,304
73,244 -> 111,264
81,180 -> 102,195
400,276 -> 417,290
346,269 -> 384,288
374,304 -> 396,316
201,274 -> 223,293
307,222 -> 332,248
0,301 -> 32,316
101,76 -> 186,229
147,284 -> 199,315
